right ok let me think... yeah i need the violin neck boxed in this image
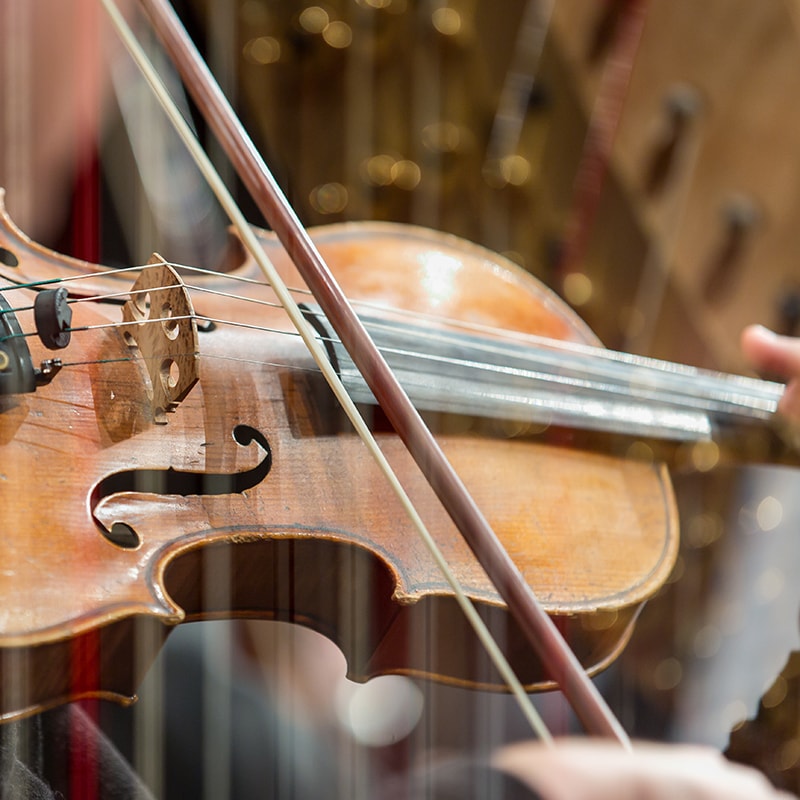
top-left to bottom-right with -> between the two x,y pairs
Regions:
304,306 -> 783,443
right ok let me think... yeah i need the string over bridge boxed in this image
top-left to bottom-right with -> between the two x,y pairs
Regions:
122,257 -> 199,423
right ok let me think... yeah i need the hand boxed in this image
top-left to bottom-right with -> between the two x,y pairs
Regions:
741,325 -> 800,420
493,738 -> 796,800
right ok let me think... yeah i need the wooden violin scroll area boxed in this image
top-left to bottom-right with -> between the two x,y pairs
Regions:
121,258 -> 199,423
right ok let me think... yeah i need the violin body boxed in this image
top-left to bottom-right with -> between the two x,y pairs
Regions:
0,194 -> 677,721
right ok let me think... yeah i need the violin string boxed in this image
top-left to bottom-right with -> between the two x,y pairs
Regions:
0,308 -> 722,420
0,229 -> 778,413
102,0 -> 555,745
2,270 -> 781,424
1,241 -> 783,426
2,251 -> 773,412
0,264 -> 151,293
54,351 -> 323,374
1,268 -> 760,420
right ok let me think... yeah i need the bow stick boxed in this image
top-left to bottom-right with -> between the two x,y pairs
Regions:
105,0 -> 629,745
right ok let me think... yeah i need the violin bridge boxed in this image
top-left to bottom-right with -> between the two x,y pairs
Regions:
122,255 -> 199,424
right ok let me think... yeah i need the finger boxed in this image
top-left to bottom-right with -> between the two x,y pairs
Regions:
778,379 -> 800,420
741,325 -> 800,381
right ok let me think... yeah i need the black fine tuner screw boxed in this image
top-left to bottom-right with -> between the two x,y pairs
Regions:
33,287 -> 72,350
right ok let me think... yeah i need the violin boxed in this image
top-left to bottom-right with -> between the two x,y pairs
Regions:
0,0 -> 790,754
0,194 -> 685,722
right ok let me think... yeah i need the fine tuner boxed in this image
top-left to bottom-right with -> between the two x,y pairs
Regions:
0,286 -> 70,395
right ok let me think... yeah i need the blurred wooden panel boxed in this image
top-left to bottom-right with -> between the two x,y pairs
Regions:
550,0 -> 800,370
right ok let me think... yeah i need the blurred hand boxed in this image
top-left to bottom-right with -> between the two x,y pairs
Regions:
494,738 -> 796,800
741,324 -> 800,420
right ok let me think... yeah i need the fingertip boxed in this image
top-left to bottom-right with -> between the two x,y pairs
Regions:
778,381 -> 800,418
740,324 -> 793,376
741,324 -> 775,347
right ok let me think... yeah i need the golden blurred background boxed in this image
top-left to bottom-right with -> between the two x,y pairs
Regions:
6,0 -> 800,794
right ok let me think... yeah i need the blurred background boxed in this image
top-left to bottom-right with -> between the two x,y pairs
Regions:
5,0 -> 800,796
